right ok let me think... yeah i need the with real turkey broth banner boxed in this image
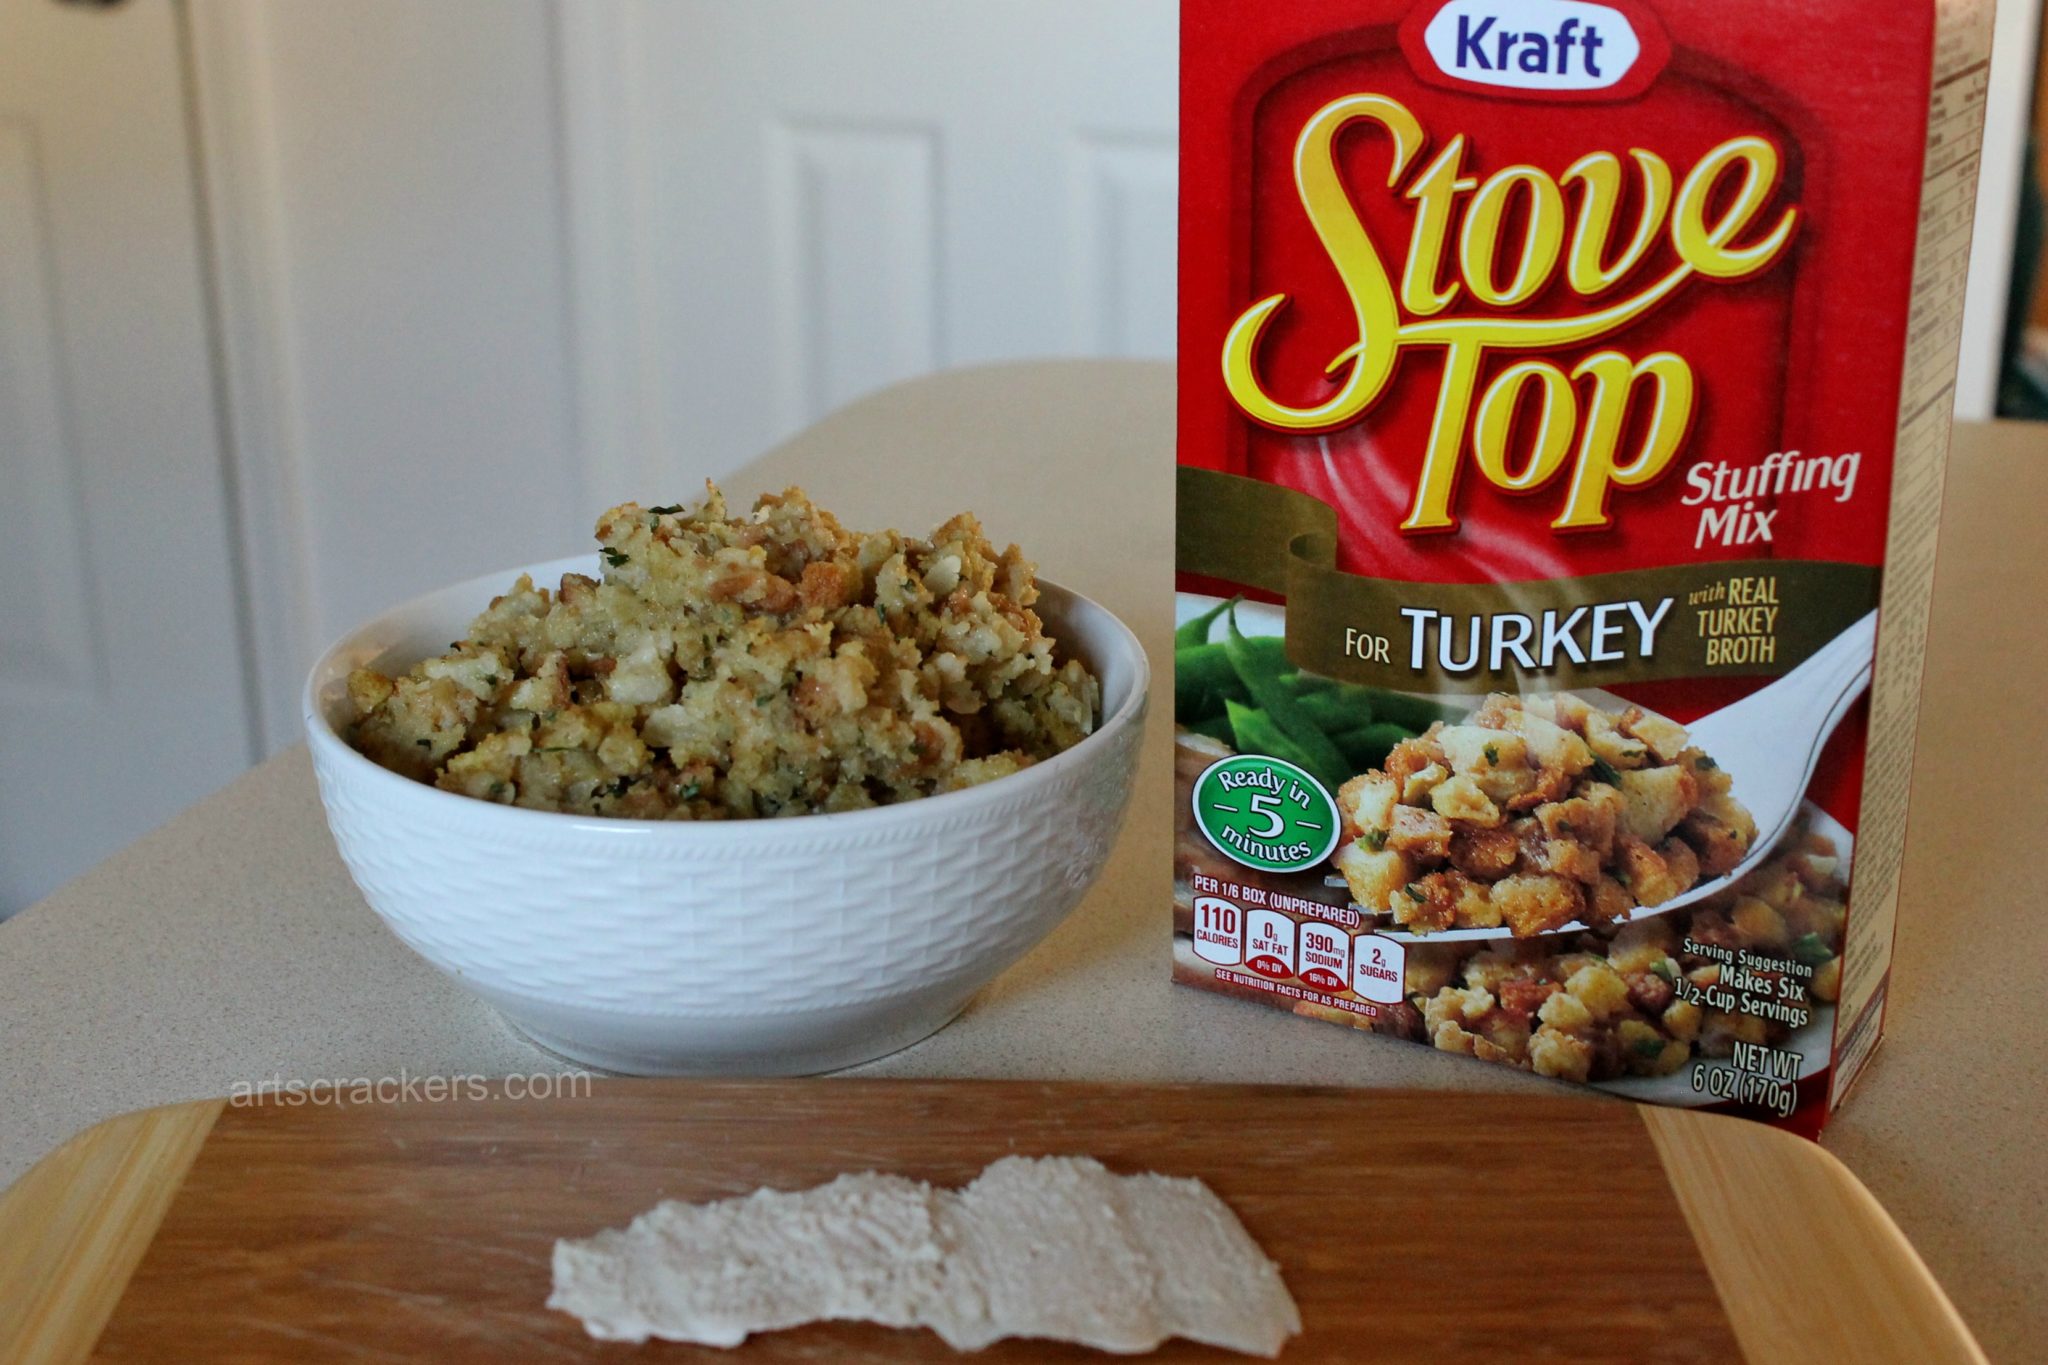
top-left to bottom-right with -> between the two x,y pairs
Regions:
1171,0 -> 1992,1136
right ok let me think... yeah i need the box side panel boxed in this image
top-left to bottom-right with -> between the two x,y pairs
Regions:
1832,0 -> 1996,1109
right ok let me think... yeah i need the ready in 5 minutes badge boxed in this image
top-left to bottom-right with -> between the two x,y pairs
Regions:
1190,755 -> 1340,875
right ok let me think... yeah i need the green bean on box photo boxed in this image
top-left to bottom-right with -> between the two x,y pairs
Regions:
1174,598 -> 1463,791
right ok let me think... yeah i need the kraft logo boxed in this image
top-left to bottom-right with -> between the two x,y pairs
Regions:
1402,0 -> 1669,100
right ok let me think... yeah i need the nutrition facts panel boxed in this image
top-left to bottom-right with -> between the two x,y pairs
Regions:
1840,0 -> 1993,1105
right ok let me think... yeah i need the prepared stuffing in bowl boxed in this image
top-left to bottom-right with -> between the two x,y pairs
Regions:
345,488 -> 1101,817
1331,693 -> 1756,939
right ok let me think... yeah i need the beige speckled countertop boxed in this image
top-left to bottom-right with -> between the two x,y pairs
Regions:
3,363 -> 2041,1360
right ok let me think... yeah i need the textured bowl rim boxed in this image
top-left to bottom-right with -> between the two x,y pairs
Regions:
303,555 -> 1149,842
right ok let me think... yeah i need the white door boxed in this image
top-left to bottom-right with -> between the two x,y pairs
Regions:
0,0 -> 252,913
559,0 -> 1179,496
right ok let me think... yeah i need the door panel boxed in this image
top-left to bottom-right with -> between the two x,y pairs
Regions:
561,0 -> 1179,495
0,122 -> 96,699
0,0 -> 252,913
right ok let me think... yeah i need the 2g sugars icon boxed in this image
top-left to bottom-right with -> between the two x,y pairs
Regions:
1190,755 -> 1341,874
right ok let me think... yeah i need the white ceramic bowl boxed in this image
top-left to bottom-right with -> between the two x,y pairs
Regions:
305,556 -> 1147,1076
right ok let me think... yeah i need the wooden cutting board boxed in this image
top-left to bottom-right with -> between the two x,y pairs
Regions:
0,1080 -> 1983,1364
